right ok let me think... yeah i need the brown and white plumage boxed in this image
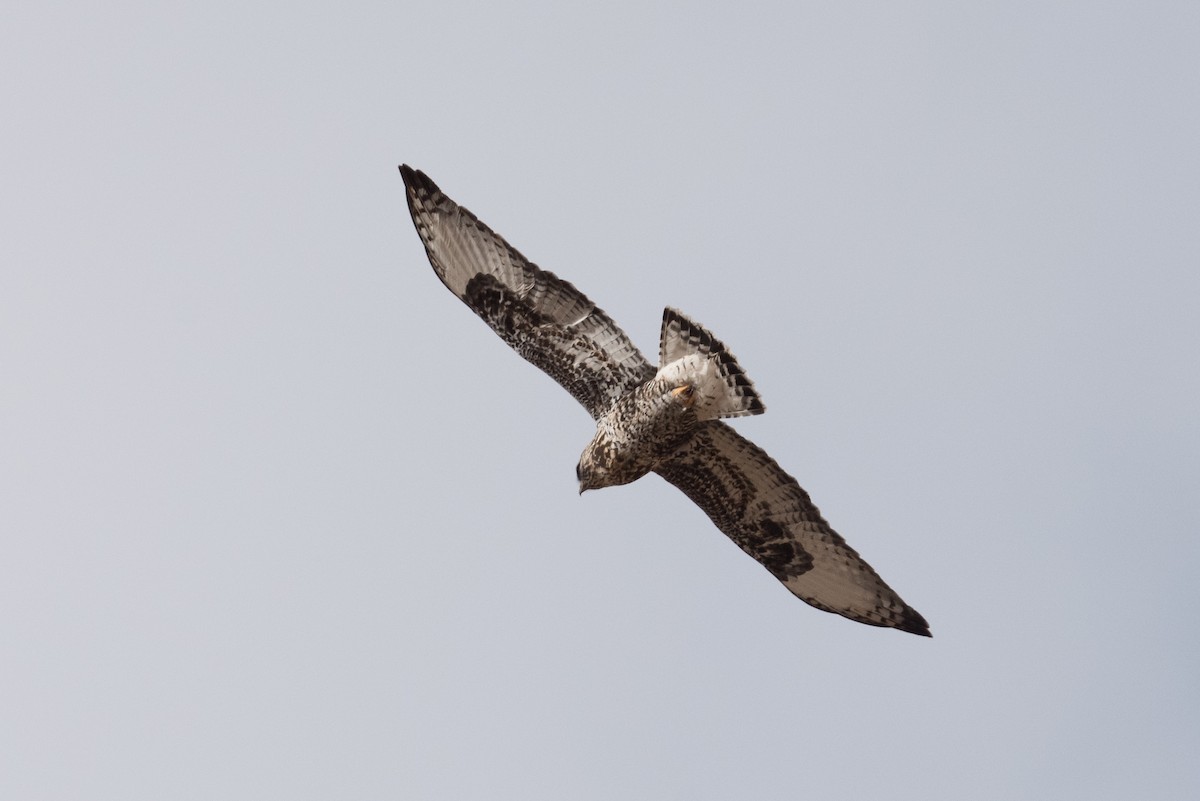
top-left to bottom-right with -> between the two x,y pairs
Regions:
400,165 -> 930,637
402,166 -> 653,418
655,424 -> 930,634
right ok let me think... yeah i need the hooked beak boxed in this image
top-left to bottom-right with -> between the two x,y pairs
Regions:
576,462 -> 587,495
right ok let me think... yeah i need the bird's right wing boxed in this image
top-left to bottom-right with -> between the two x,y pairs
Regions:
655,422 -> 931,636
401,166 -> 655,418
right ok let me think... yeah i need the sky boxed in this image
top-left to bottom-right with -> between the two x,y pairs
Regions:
2,1 -> 1198,799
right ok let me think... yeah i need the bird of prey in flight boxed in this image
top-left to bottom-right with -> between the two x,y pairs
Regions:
400,165 -> 930,637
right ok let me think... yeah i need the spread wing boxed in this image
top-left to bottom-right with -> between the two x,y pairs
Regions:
400,166 -> 655,418
655,422 -> 931,636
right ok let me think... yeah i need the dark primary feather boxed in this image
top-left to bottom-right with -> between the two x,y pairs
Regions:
400,166 -> 655,418
656,423 -> 931,636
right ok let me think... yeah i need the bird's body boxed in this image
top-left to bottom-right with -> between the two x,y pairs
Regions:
579,308 -> 764,491
578,378 -> 697,491
400,165 -> 931,637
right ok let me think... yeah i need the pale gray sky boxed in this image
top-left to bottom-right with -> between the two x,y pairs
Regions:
2,2 -> 1198,799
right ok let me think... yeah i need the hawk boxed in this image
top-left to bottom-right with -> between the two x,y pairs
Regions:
400,165 -> 930,637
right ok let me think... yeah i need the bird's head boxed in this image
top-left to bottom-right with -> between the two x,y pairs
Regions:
576,447 -> 609,494
576,430 -> 625,494
576,458 -> 596,494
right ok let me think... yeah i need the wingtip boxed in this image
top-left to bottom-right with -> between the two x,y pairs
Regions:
399,164 -> 438,195
897,609 -> 932,638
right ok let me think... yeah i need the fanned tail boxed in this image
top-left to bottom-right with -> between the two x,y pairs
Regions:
656,308 -> 764,420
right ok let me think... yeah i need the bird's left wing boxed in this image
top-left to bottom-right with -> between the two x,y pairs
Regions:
401,166 -> 655,418
655,422 -> 931,636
